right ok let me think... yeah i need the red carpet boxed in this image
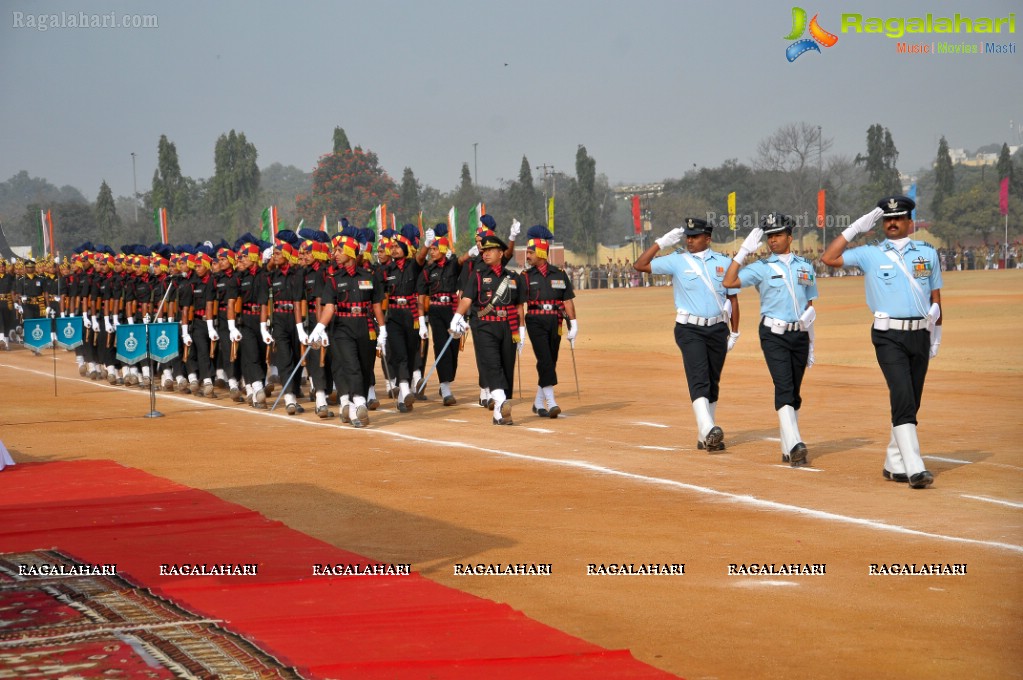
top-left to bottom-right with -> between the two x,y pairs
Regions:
0,461 -> 679,679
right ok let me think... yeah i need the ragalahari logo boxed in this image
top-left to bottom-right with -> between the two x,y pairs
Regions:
784,7 -> 839,61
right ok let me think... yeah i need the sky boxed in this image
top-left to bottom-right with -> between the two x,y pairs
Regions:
1,0 -> 1020,203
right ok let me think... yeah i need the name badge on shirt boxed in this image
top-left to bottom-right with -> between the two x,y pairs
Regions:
358,280 -> 374,290
551,279 -> 566,289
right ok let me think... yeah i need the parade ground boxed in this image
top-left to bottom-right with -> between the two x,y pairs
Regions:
1,269 -> 1021,679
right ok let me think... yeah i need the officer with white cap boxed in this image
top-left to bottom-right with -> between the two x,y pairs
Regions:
821,195 -> 942,489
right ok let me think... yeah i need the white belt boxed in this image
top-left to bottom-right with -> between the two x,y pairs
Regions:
763,316 -> 801,333
676,311 -> 725,326
876,317 -> 927,331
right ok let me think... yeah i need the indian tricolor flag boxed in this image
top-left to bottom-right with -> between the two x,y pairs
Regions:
320,215 -> 328,232
39,209 -> 55,257
155,207 -> 169,244
448,206 -> 457,244
261,206 -> 279,241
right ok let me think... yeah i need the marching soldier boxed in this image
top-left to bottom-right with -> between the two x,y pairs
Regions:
234,238 -> 270,408
262,234 -> 306,414
0,259 -> 13,350
178,250 -> 218,397
417,224 -> 461,406
298,230 -> 334,417
634,218 -> 741,451
382,224 -> 429,412
821,195 -> 942,489
723,213 -> 818,467
449,233 -> 526,425
522,225 -> 578,418
213,246 -> 244,400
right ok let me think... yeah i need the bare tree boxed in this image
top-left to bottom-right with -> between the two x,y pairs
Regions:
754,123 -> 833,239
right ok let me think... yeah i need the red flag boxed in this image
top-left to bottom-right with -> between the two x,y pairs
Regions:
1000,177 -> 1009,216
817,189 -> 826,228
631,195 -> 641,235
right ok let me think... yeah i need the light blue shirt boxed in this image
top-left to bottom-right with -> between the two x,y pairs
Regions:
842,240 -> 942,318
737,254 -> 818,321
650,249 -> 739,317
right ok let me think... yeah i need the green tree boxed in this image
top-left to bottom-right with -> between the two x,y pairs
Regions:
996,142 -> 1014,185
20,202 -> 98,255
94,180 -> 122,244
209,130 -> 261,239
931,182 -> 1022,246
931,136 -> 955,219
508,156 -> 541,224
566,145 -> 598,257
395,167 -> 422,224
452,162 -> 479,246
151,135 -> 190,220
855,124 -> 901,201
755,123 -> 832,241
295,145 -> 398,229
333,126 -> 351,154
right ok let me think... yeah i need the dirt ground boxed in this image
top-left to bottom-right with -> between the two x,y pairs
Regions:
2,269 -> 1021,680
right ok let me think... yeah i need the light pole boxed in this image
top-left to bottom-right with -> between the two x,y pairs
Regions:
130,152 -> 139,224
473,143 -> 478,186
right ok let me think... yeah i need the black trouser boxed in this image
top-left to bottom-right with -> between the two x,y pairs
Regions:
271,312 -> 301,395
469,316 -> 486,389
526,314 -> 562,387
475,319 -> 515,394
0,303 -> 13,336
303,316 -> 332,394
239,313 -> 265,386
427,304 -> 459,383
329,318 -> 375,398
190,317 -> 215,382
385,308 -> 418,384
216,315 -> 241,382
674,322 -> 728,402
758,323 -> 810,411
871,326 -> 930,427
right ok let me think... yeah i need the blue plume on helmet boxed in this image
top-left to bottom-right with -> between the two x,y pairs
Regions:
433,222 -> 448,237
526,225 -> 554,241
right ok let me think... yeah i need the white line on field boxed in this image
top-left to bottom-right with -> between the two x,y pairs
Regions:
731,580 -> 800,588
5,361 -> 1022,556
633,421 -> 670,428
925,455 -> 973,465
772,465 -> 824,473
960,495 -> 1023,509
637,445 -> 675,451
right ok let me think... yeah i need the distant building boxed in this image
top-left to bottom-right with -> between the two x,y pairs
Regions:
944,146 -> 1019,167
612,183 -> 665,201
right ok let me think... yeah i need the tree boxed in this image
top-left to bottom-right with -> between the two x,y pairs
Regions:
508,156 -> 541,225
855,124 -> 901,201
931,182 -> 1022,246
94,181 -> 122,244
996,143 -> 1015,185
19,202 -> 98,255
931,136 -> 955,219
209,130 -> 261,239
755,123 -> 832,241
295,145 -> 398,229
565,145 -> 598,257
452,162 -> 480,245
151,135 -> 190,219
395,167 -> 422,224
333,126 -> 351,154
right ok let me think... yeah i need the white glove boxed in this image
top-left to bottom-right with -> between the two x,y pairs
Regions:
509,219 -> 521,241
52,295 -> 61,302
60,311 -> 66,318
423,229 -> 436,248
734,227 -> 764,264
20,295 -> 27,303
929,325 -> 942,358
418,315 -> 429,340
181,326 -> 193,347
112,316 -> 119,328
83,313 -> 91,330
228,319 -> 243,343
727,330 -> 740,352
296,323 -> 309,345
143,314 -> 151,324
308,322 -> 329,347
446,250 -> 455,260
206,319 -> 220,342
47,308 -> 56,319
376,325 -> 388,354
566,319 -> 578,342
104,317 -> 114,334
841,207 -> 883,241
449,312 -> 468,338
126,316 -> 134,324
51,332 -> 57,342
927,302 -> 941,332
260,322 -> 273,345
517,333 -> 525,355
799,306 -> 816,331
467,245 -> 479,258
807,343 -> 815,368
156,317 -> 166,324
14,303 -> 23,314
655,227 -> 685,250
91,315 -> 99,331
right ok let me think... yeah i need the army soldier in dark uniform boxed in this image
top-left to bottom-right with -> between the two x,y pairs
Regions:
382,224 -> 429,412
178,251 -> 218,397
213,247 -> 243,400
723,213 -> 819,467
0,259 -> 14,350
17,260 -> 48,353
821,195 -> 943,489
262,237 -> 306,414
307,229 -> 387,427
449,233 -> 526,425
235,240 -> 269,407
417,224 -> 461,406
522,225 -> 578,418
298,231 -> 334,416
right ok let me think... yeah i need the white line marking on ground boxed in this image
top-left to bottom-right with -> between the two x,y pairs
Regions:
633,421 -> 670,428
925,456 -> 973,465
637,445 -> 675,451
445,419 -> 469,423
732,580 -> 800,588
6,362 -> 1023,556
525,428 -> 554,434
961,495 -> 1023,509
772,465 -> 824,472
981,462 -> 1023,471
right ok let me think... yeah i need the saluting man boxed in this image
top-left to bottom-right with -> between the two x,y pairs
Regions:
821,195 -> 942,489
723,213 -> 818,467
522,225 -> 578,418
634,218 -> 740,451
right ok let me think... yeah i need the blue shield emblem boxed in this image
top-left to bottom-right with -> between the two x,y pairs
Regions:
148,322 -> 179,363
56,316 -> 84,349
23,318 -> 52,351
115,325 -> 147,365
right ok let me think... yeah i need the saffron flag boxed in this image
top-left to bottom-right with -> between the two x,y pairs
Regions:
1000,177 -> 1010,216
727,192 -> 737,231
39,210 -> 54,257
631,196 -> 641,235
816,190 -> 826,228
547,197 -> 555,233
448,206 -> 457,244
260,206 -> 279,241
320,215 -> 328,232
155,207 -> 169,244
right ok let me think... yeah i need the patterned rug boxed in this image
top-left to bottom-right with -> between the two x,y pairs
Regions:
0,549 -> 306,679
